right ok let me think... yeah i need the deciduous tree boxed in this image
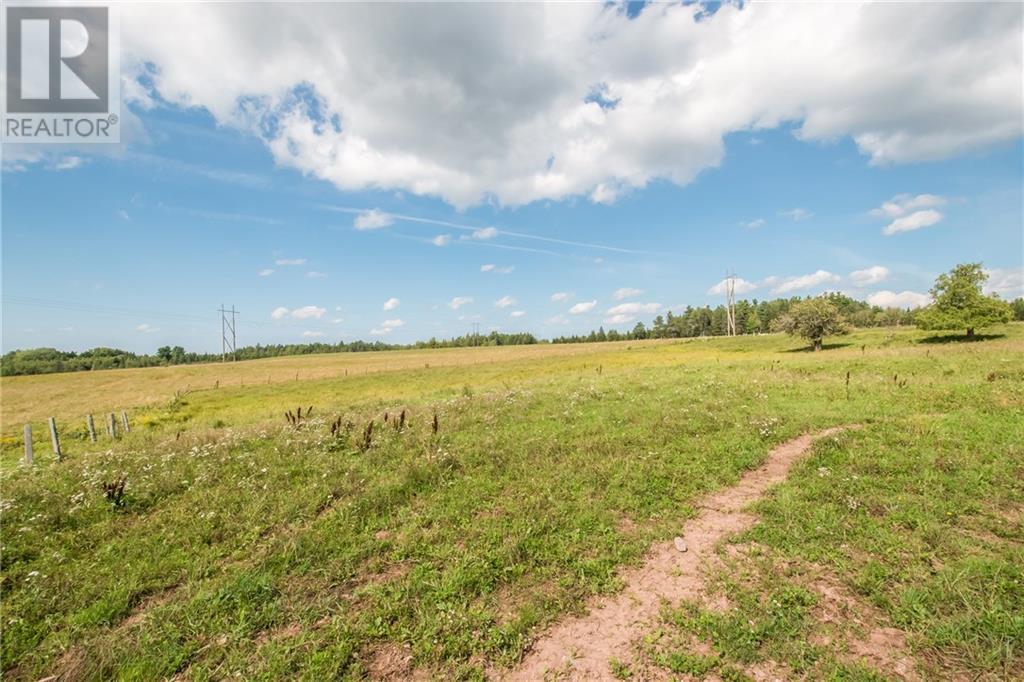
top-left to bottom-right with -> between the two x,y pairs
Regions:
915,263 -> 1012,338
776,297 -> 850,351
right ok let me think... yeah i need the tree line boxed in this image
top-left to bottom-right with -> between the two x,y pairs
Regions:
0,331 -> 539,376
4,280 -> 1022,375
553,292 -> 928,344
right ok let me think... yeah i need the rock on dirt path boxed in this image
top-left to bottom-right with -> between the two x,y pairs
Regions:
502,426 -> 855,681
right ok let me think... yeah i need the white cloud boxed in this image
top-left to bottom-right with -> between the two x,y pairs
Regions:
780,208 -> 813,222
569,300 -> 597,314
120,3 -> 1022,208
258,268 -> 275,276
371,318 -> 405,335
740,218 -> 765,229
510,310 -> 527,318
354,208 -> 393,230
494,295 -> 516,309
135,323 -> 159,333
883,209 -> 944,236
606,302 -> 661,315
302,330 -> 326,338
117,209 -> 131,222
291,305 -> 327,320
306,270 -> 327,278
469,226 -> 499,240
984,267 -> 1024,299
707,278 -> 758,296
870,193 -> 947,219
866,290 -> 931,309
550,291 -> 573,302
274,305 -> 327,320
608,302 -> 665,321
849,265 -> 890,286
431,234 -> 452,246
275,258 -> 306,266
481,263 -> 514,274
55,156 -> 83,171
546,313 -> 570,324
612,287 -> 644,300
448,296 -> 474,309
590,183 -> 620,204
871,193 -> 948,237
383,297 -> 400,311
766,270 -> 840,294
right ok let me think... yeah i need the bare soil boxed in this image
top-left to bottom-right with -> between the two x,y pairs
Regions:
503,427 -> 855,680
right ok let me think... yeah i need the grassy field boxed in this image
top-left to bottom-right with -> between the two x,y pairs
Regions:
1,326 -> 1021,680
0,341 -> 658,428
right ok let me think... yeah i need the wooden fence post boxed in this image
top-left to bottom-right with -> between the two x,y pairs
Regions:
108,413 -> 118,439
121,411 -> 130,433
48,417 -> 62,460
86,414 -> 97,442
23,424 -> 33,465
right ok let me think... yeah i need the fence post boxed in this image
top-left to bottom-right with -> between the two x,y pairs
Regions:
108,413 -> 118,439
121,411 -> 130,433
48,417 -> 62,460
23,424 -> 33,465
86,414 -> 97,442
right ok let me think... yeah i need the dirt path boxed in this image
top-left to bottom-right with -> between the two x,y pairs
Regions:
503,426 -> 855,681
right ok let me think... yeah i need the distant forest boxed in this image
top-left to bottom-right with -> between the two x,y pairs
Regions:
4,293 -> 1023,376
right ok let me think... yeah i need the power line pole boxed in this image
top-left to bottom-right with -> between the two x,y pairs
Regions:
219,304 -> 238,361
725,271 -> 737,337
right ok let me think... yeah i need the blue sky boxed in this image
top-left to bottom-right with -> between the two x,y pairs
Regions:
2,2 -> 1022,353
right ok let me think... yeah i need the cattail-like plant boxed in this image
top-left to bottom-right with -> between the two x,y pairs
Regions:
432,412 -> 439,435
103,477 -> 127,507
397,409 -> 406,431
359,420 -> 374,451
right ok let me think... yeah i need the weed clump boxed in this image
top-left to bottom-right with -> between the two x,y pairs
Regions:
102,477 -> 127,508
285,406 -> 314,428
359,420 -> 374,451
329,415 -> 352,437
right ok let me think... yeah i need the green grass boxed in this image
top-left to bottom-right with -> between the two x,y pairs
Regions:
1,325 -> 1021,679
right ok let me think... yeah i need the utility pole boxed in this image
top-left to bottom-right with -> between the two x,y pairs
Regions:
219,304 -> 238,361
725,271 -> 737,337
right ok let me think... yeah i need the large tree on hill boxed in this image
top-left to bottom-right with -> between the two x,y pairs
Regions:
914,263 -> 1012,338
776,297 -> 850,351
